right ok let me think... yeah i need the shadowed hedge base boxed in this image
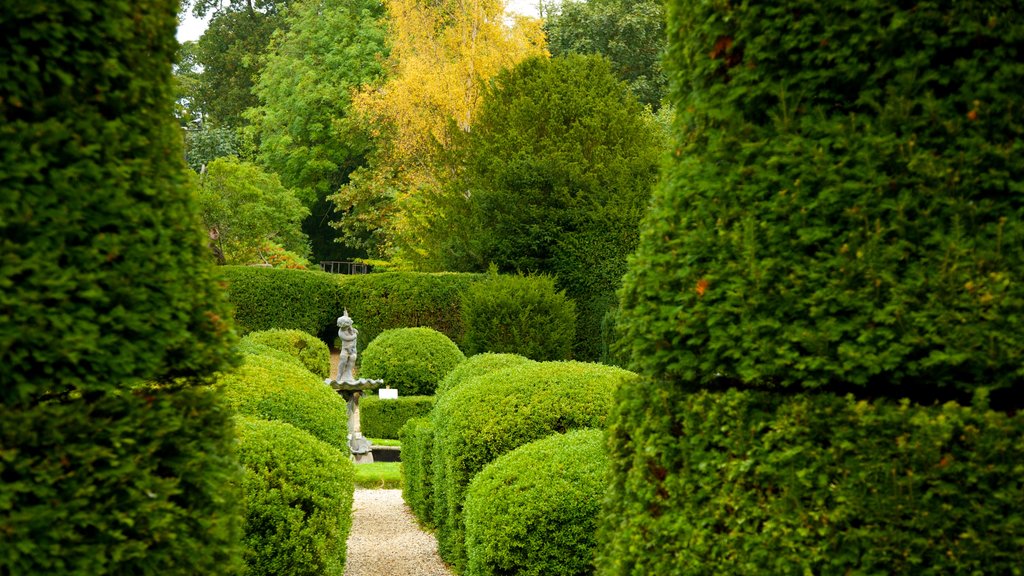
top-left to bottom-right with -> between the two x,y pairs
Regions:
241,329 -> 331,378
1,1 -> 242,573
236,416 -> 355,576
360,395 -> 435,439
431,361 -> 634,571
465,429 -> 609,576
600,1 -> 1024,574
359,327 -> 466,396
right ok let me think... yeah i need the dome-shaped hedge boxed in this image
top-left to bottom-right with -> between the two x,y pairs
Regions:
215,354 -> 347,449
359,327 -> 466,395
235,416 -> 354,576
465,429 -> 608,576
435,353 -> 537,397
431,361 -> 634,570
240,329 -> 331,379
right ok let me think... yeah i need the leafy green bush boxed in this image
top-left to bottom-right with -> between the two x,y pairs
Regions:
241,328 -> 331,378
359,328 -> 466,395
236,416 -> 354,576
1,1 -> 242,573
215,354 -> 348,450
465,429 -> 608,576
399,417 -> 436,526
360,394 -> 435,439
616,0 -> 1024,396
599,384 -> 1024,575
460,273 -> 576,361
435,353 -> 538,397
431,361 -> 634,570
237,340 -> 307,370
337,271 -> 481,353
223,266 -> 342,341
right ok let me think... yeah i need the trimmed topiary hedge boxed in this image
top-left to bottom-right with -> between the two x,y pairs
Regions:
223,266 -> 341,341
359,328 -> 466,396
2,2 -> 243,573
215,354 -> 348,450
237,340 -> 307,370
435,353 -> 537,397
431,361 -> 634,571
460,273 -> 576,361
241,328 -> 331,379
399,417 -> 436,526
465,429 -> 608,576
360,394 -> 435,439
236,416 -> 354,576
599,384 -> 1024,575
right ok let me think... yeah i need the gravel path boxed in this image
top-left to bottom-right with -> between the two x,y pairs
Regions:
345,489 -> 455,576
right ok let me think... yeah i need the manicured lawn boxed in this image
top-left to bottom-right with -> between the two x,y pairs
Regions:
354,462 -> 402,489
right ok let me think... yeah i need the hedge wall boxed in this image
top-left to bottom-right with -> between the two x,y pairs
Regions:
222,266 -> 340,340
360,395 -> 436,439
435,353 -> 537,397
1,2 -> 242,573
431,361 -> 634,571
215,353 -> 348,450
465,429 -> 609,576
236,416 -> 354,576
599,385 -> 1024,575
399,417 -> 436,526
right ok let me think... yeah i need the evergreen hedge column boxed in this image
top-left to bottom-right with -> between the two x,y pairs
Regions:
598,1 -> 1024,574
1,2 -> 243,574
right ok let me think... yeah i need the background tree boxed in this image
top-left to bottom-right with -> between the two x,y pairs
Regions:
332,0 -> 547,262
430,54 -> 663,359
197,157 -> 311,266
545,0 -> 667,109
247,0 -> 388,262
2,1 -> 243,572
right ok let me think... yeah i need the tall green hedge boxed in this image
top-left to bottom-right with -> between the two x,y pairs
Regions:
360,394 -> 435,439
223,266 -> 341,340
1,2 -> 242,573
617,0 -> 1024,395
399,417 -> 436,526
431,361 -> 634,571
465,429 -> 609,576
599,385 -> 1024,575
236,416 -> 354,576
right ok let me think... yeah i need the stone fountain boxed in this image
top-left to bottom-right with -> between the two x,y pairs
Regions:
325,309 -> 382,463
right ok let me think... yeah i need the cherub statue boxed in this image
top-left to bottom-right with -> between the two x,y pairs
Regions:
336,309 -> 358,383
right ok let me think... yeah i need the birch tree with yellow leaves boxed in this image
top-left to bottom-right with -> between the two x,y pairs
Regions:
331,0 -> 547,265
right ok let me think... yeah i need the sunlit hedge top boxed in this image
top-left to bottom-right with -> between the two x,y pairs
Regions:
618,0 -> 1024,397
0,0 -> 236,405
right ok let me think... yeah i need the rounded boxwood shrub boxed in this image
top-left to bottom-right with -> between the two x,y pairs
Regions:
360,394 -> 435,439
235,416 -> 354,576
431,361 -> 634,571
237,340 -> 307,370
598,384 -> 1024,575
241,329 -> 331,379
1,2 -> 243,573
215,354 -> 348,450
359,327 -> 466,395
435,353 -> 537,397
399,417 -> 436,526
465,429 -> 608,576
460,273 -> 576,361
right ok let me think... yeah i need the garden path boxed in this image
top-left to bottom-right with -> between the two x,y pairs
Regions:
344,489 -> 454,576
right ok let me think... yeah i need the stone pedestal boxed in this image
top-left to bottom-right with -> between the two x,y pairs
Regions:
328,378 -> 384,463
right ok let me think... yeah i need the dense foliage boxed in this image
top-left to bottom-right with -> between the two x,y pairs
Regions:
236,416 -> 354,576
241,328 -> 331,378
465,429 -> 608,576
546,0 -> 667,109
431,361 -> 634,571
215,353 -> 348,450
360,394 -> 435,439
460,273 -> 576,361
223,266 -> 341,339
432,54 -> 663,360
398,416 -> 436,525
434,353 -> 537,397
1,2 -> 242,573
617,0 -> 1024,396
599,385 -> 1024,575
359,327 -> 466,396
